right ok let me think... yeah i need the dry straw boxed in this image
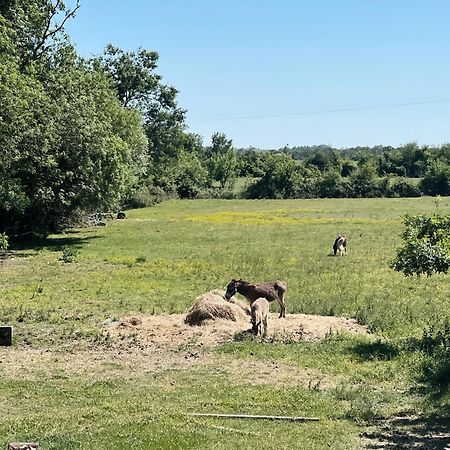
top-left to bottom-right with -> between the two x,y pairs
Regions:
185,290 -> 249,326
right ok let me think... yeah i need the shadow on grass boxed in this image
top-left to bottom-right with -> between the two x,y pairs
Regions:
233,329 -> 254,341
348,339 -> 400,361
11,232 -> 102,255
363,414 -> 450,450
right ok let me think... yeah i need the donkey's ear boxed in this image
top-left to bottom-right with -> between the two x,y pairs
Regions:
230,278 -> 236,282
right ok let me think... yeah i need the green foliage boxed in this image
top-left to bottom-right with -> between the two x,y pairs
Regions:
392,214 -> 450,276
174,151 -> 210,198
60,246 -> 78,263
96,45 -> 161,110
419,161 -> 450,196
317,171 -> 351,198
205,132 -> 238,189
245,154 -> 317,199
0,3 -> 148,236
348,162 -> 380,197
390,178 -> 422,198
236,142 -> 450,200
0,232 -> 8,252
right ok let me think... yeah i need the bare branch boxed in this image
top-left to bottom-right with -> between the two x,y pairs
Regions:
22,0 -> 81,69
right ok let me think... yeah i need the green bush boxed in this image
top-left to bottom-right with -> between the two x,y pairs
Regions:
391,214 -> 450,276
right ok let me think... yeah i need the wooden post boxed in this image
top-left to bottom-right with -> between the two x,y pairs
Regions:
0,326 -> 13,346
8,444 -> 39,450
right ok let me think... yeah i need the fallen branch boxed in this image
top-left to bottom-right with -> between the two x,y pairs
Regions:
188,413 -> 320,422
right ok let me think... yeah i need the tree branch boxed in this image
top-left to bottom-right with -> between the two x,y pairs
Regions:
22,0 -> 81,69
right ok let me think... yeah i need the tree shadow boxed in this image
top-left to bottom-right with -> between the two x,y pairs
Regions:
348,339 -> 400,361
10,231 -> 102,256
363,414 -> 450,449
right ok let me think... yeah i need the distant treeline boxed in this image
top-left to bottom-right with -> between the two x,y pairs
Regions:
1,1 -> 450,239
236,143 -> 450,199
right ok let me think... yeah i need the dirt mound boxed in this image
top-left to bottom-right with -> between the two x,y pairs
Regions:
109,311 -> 368,348
184,289 -> 249,325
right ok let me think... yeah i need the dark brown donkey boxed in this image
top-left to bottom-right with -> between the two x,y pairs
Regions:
225,279 -> 287,318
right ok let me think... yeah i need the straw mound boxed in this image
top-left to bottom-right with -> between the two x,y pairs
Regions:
184,289 -> 250,326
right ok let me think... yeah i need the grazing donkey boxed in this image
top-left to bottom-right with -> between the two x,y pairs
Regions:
225,279 -> 287,318
333,235 -> 347,256
251,298 -> 269,337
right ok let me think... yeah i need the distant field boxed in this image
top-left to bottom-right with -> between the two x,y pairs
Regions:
0,197 -> 449,449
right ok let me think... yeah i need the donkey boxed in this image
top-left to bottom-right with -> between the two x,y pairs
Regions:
333,235 -> 347,256
225,279 -> 287,318
251,298 -> 270,337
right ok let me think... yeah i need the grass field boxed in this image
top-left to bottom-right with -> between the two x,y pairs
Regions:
1,197 -> 449,449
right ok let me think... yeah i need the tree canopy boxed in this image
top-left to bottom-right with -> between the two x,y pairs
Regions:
0,0 -> 147,236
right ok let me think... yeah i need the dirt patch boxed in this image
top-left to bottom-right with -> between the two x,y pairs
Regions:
0,344 -> 334,391
108,312 -> 368,348
0,345 -> 211,380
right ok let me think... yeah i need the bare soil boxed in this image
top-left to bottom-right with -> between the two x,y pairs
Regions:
108,312 -> 368,348
0,312 -> 367,386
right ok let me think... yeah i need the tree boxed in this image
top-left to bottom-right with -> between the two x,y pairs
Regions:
0,2 -> 148,236
349,162 -> 380,197
245,154 -> 318,199
391,215 -> 450,276
1,0 -> 81,71
96,44 -> 210,200
96,45 -> 186,161
205,133 -> 238,189
419,162 -> 450,196
174,152 -> 209,199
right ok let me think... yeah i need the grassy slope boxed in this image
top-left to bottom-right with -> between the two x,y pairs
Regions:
1,197 -> 449,449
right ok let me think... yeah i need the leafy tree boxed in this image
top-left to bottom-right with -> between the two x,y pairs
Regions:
317,171 -> 351,198
392,215 -> 450,276
96,45 -> 186,161
205,133 -> 238,189
349,162 -> 380,197
1,0 -> 81,71
245,155 -> 318,199
305,151 -> 330,172
174,152 -> 209,199
340,159 -> 358,177
0,1 -> 148,236
397,142 -> 426,177
390,179 -> 422,198
238,148 -> 270,177
96,44 -> 210,200
419,162 -> 450,196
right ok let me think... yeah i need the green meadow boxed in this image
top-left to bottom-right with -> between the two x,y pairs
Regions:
1,197 -> 449,449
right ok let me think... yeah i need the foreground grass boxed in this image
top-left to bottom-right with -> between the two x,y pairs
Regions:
0,365 -> 362,450
1,197 -> 450,448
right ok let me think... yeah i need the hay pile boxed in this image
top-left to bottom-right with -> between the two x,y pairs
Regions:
185,289 -> 250,326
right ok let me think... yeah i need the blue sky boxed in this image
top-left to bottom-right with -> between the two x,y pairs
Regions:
66,1 -> 450,148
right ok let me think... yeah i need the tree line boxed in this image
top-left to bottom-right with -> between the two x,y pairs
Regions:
237,142 -> 450,199
1,1 -> 450,239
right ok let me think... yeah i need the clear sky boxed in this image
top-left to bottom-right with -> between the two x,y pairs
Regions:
66,1 -> 450,149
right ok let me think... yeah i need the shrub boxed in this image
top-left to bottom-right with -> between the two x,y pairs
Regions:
419,162 -> 450,196
391,214 -> 450,276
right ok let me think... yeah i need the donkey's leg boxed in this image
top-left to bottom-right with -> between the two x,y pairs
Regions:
263,315 -> 268,337
277,292 -> 286,318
